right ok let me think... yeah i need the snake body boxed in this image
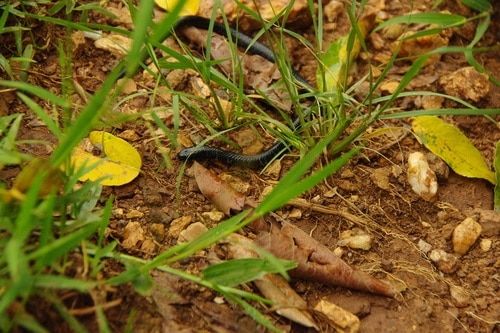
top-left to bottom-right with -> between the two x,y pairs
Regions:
172,16 -> 311,168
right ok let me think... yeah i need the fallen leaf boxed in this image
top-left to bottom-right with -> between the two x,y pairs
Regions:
253,219 -> 399,298
193,162 -> 400,297
412,116 -> 495,184
225,234 -> 319,330
318,11 -> 376,92
154,0 -> 199,15
192,162 -> 249,214
69,131 -> 142,186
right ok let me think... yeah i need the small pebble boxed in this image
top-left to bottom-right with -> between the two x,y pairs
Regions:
262,160 -> 282,180
439,66 -> 490,102
333,247 -> 344,257
338,228 -> 372,250
429,249 -> 459,274
479,238 -> 492,252
382,23 -> 404,39
118,129 -> 140,142
201,211 -> 225,223
150,223 -> 165,243
418,239 -> 432,254
449,285 -> 470,308
371,167 -> 391,191
288,208 -> 302,219
140,239 -> 157,254
407,152 -> 438,202
452,217 -> 482,255
213,296 -> 225,304
168,215 -> 192,238
126,209 -> 144,219
314,300 -> 360,333
421,221 -> 431,228
122,221 -> 145,249
178,222 -> 208,243
421,95 -> 444,110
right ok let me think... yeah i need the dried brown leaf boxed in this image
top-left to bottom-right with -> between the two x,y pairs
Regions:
253,220 -> 399,298
194,163 -> 400,298
226,234 -> 319,329
192,162 -> 248,214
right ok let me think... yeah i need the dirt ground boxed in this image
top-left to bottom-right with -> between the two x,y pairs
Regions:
1,0 -> 499,332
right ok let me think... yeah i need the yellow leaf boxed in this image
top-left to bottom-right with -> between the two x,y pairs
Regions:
318,12 -> 376,92
155,0 -> 199,15
69,131 -> 142,186
412,116 -> 495,184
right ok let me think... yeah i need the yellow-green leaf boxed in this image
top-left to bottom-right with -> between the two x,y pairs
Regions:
70,131 -> 142,186
154,0 -> 199,15
317,12 -> 375,92
412,116 -> 495,184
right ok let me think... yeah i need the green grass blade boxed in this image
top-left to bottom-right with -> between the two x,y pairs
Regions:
33,275 -> 96,291
17,93 -> 62,138
0,80 -> 70,109
20,44 -> 34,82
37,192 -> 56,255
464,14 -> 500,85
460,0 -> 492,12
0,3 -> 9,31
162,210 -> 253,264
374,13 -> 466,32
0,274 -> 32,315
381,108 -> 500,119
23,11 -> 96,33
124,0 -> 155,77
380,55 -> 430,110
255,128 -> 360,215
1,113 -> 22,150
0,54 -> 14,79
202,258 -> 297,287
224,293 -> 281,333
107,210 -> 252,286
28,222 -> 101,267
49,65 -> 123,167
14,314 -> 49,333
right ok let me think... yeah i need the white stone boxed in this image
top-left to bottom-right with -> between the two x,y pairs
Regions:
338,229 -> 372,250
452,217 -> 482,255
449,285 -> 470,308
429,249 -> 458,274
479,238 -> 492,252
178,222 -> 208,243
418,239 -> 432,254
407,152 -> 438,201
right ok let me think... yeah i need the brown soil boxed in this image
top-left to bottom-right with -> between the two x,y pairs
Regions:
1,0 -> 499,332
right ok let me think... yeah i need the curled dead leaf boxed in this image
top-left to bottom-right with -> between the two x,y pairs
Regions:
192,162 -> 250,214
253,220 -> 400,298
192,162 -> 401,297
